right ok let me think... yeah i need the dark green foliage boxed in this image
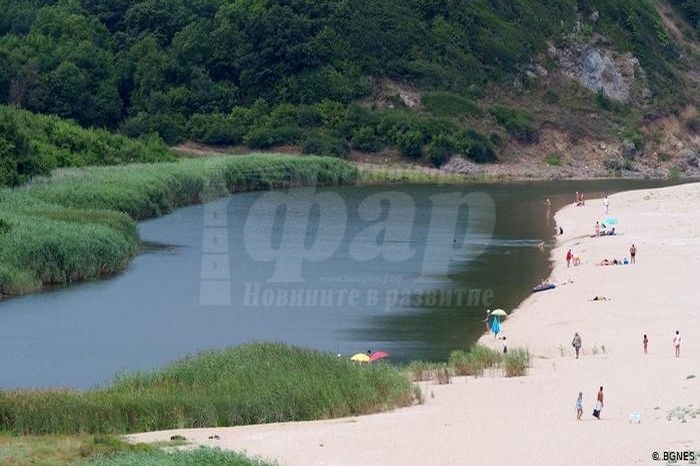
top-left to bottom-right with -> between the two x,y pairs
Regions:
687,115 -> 700,134
301,130 -> 350,158
0,0 -> 684,145
491,105 -> 539,142
0,105 -> 172,187
461,129 -> 497,163
421,92 -> 482,118
425,134 -> 456,167
668,0 -> 699,29
0,343 -> 413,435
350,127 -> 382,152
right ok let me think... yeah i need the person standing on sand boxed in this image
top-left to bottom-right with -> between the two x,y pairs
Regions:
483,309 -> 491,332
673,331 -> 681,358
581,193 -> 585,205
593,386 -> 604,419
594,221 -> 600,237
603,195 -> 609,214
566,249 -> 573,268
572,332 -> 582,359
576,392 -> 584,421
643,334 -> 648,354
575,191 -> 579,206
502,336 -> 508,355
630,244 -> 637,264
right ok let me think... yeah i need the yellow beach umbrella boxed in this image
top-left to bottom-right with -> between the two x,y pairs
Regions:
350,353 -> 370,363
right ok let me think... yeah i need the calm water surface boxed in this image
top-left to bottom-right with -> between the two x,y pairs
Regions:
0,179 -> 682,388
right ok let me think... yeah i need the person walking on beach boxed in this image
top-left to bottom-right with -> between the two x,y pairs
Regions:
502,336 -> 508,355
643,334 -> 648,354
483,309 -> 491,332
593,386 -> 604,419
566,249 -> 573,268
603,195 -> 609,214
572,332 -> 582,359
673,331 -> 681,358
576,392 -> 584,421
630,244 -> 637,264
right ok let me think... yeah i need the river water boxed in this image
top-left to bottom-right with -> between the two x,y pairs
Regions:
0,179 -> 681,388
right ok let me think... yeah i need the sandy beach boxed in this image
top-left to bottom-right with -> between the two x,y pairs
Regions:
129,183 -> 700,465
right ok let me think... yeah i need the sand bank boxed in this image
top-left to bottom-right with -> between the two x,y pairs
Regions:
129,183 -> 700,465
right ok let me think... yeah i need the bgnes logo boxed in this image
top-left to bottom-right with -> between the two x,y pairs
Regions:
240,188 -> 496,283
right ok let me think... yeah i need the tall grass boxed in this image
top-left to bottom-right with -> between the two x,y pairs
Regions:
0,155 -> 358,295
0,343 -> 414,435
448,346 -> 502,377
503,349 -> 533,377
82,447 -> 276,466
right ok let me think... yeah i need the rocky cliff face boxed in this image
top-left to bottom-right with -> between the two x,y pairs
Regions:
548,36 -> 648,103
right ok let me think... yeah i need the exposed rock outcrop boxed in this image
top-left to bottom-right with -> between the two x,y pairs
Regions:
548,37 -> 647,102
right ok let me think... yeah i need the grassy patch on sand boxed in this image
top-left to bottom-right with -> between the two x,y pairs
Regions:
0,434 -> 273,466
0,343 -> 415,435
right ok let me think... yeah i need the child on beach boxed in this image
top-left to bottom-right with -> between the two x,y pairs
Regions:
594,221 -> 600,237
566,249 -> 573,268
643,334 -> 648,354
576,392 -> 583,420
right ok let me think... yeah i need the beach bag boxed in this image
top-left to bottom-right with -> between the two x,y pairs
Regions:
592,409 -> 600,418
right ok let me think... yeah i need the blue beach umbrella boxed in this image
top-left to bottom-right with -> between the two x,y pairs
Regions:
491,316 -> 501,336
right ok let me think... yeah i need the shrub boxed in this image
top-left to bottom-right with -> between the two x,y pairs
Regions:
686,115 -> 700,134
425,134 -> 456,167
396,130 -> 423,158
244,125 -> 303,149
461,129 -> 497,163
622,129 -> 646,151
301,131 -> 350,158
490,105 -> 538,142
545,153 -> 562,166
421,92 -> 483,118
350,127 -> 382,152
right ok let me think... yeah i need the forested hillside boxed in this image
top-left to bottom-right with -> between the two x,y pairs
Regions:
1,0 -> 698,176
